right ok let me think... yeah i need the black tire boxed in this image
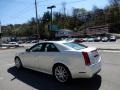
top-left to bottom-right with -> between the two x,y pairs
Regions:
53,64 -> 71,83
14,57 -> 23,69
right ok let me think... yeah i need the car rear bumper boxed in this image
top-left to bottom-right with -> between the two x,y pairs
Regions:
71,58 -> 101,79
84,60 -> 101,78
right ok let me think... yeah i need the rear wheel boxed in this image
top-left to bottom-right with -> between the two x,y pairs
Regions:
15,57 -> 22,69
53,64 -> 71,83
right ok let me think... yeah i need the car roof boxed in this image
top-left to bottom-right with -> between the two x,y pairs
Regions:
38,40 -> 76,51
39,40 -> 68,44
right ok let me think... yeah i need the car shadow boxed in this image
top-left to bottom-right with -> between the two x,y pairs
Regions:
8,66 -> 102,90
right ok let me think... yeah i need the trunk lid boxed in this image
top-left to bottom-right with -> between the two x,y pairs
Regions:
81,47 -> 100,65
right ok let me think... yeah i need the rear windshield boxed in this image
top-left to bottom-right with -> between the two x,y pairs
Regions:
63,42 -> 87,50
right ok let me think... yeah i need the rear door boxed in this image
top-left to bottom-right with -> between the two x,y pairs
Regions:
37,43 -> 60,73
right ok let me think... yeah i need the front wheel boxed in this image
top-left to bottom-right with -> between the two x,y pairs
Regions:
53,65 -> 71,83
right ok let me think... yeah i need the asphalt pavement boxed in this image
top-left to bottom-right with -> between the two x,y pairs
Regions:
0,48 -> 120,90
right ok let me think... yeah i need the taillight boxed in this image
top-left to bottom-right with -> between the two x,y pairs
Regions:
82,52 -> 91,65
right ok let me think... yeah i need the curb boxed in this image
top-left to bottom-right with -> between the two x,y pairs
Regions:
1,46 -> 120,51
0,46 -> 24,50
98,48 -> 120,51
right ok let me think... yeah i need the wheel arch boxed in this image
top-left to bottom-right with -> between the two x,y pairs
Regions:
14,56 -> 20,60
14,56 -> 23,69
14,56 -> 23,66
14,56 -> 22,62
52,63 -> 72,77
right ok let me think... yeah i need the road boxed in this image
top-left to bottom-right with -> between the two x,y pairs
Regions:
0,48 -> 120,90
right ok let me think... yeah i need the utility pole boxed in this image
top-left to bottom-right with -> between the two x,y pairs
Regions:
0,21 -> 2,46
47,5 -> 56,31
47,5 -> 56,39
62,2 -> 66,17
62,2 -> 66,28
35,0 -> 40,39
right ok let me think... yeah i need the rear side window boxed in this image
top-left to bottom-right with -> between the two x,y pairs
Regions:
45,43 -> 59,52
63,42 -> 87,50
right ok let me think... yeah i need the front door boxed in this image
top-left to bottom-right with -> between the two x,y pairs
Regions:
22,43 -> 45,69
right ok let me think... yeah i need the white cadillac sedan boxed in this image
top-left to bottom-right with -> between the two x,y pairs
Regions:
14,41 -> 101,83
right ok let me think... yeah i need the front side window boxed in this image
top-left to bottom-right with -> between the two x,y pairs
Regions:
63,42 -> 87,50
30,43 -> 45,52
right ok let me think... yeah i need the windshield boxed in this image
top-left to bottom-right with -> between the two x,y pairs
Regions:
63,42 -> 87,50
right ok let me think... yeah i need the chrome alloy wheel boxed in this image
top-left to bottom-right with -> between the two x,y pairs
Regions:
54,66 -> 69,83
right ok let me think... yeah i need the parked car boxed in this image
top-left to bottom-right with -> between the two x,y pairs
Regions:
31,40 -> 39,43
109,36 -> 116,41
26,40 -> 31,43
102,37 -> 109,42
74,38 -> 83,43
82,38 -> 88,42
94,37 -> 101,42
61,38 -> 75,42
87,38 -> 94,42
17,40 -> 24,44
9,42 -> 19,47
15,41 -> 101,83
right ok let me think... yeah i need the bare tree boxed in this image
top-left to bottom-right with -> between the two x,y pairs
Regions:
61,2 -> 67,28
109,0 -> 120,6
62,2 -> 67,16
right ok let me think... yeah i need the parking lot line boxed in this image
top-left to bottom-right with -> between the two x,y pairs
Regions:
101,50 -> 120,53
0,77 -> 4,80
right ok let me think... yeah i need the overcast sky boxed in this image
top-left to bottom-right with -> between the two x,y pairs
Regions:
0,0 -> 109,25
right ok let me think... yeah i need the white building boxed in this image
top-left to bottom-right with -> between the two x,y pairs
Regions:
55,29 -> 73,38
55,29 -> 83,38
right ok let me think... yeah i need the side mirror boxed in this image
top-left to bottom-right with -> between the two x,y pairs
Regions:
26,49 -> 30,52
